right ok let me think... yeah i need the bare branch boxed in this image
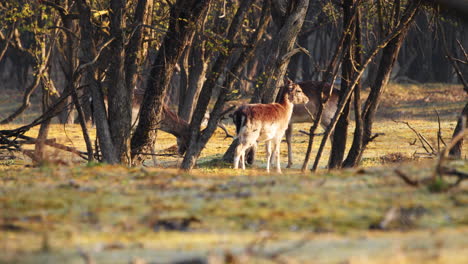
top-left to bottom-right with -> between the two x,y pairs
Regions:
394,169 -> 420,187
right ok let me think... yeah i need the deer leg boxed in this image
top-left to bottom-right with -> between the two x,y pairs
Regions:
265,141 -> 272,173
268,141 -> 277,169
286,124 -> 293,168
234,143 -> 244,169
240,146 -> 246,170
274,140 -> 282,173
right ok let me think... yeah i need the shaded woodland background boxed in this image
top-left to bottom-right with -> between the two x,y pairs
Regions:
0,0 -> 466,170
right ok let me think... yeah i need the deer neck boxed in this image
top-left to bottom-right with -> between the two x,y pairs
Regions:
159,107 -> 190,139
279,93 -> 294,116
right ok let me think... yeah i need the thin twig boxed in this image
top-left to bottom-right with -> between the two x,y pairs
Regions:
434,109 -> 447,153
393,119 -> 436,155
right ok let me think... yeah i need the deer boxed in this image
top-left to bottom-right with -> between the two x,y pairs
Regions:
284,80 -> 340,168
232,81 -> 309,173
131,90 -> 233,156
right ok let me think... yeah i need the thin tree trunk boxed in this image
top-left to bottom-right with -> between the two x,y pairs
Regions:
58,6 -> 76,125
34,81 -> 52,164
343,7 -> 363,168
328,0 -> 356,169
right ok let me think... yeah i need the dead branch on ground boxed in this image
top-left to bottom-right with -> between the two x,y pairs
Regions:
394,119 -> 466,191
392,119 -> 437,156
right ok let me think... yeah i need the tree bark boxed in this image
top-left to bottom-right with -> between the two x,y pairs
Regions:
131,0 -> 212,165
107,0 -> 131,164
343,7 -> 364,168
77,0 -> 118,164
178,33 -> 209,122
254,0 -> 309,104
328,0 -> 356,169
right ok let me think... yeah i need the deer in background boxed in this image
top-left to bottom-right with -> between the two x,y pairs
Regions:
285,80 -> 340,168
232,81 -> 309,173
132,89 -> 233,156
131,90 -> 191,155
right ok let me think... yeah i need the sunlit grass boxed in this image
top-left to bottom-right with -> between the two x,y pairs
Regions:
0,83 -> 467,263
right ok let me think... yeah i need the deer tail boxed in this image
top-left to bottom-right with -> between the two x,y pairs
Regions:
232,107 -> 247,136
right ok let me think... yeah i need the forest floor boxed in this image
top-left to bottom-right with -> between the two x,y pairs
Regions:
0,83 -> 467,264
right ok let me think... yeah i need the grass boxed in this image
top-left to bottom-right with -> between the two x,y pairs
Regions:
0,83 -> 467,263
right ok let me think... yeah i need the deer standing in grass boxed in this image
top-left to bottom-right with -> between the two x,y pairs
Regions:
285,81 -> 340,168
232,81 -> 309,173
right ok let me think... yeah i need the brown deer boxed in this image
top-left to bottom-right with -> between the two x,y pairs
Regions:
132,90 -> 232,155
232,81 -> 309,173
285,81 -> 340,168
131,91 -> 190,155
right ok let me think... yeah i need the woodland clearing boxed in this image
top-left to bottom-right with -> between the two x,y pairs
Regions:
0,83 -> 467,264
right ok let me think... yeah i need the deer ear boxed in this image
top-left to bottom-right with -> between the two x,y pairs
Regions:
283,76 -> 293,86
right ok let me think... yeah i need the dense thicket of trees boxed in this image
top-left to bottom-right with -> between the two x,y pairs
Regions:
0,0 -> 466,169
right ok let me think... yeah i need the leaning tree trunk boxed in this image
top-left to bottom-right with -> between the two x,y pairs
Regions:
254,0 -> 309,104
131,0 -> 212,165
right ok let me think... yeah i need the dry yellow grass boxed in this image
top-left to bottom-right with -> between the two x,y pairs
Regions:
0,83 -> 467,263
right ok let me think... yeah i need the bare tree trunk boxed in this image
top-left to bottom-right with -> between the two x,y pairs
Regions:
254,0 -> 309,104
328,0 -> 356,169
57,0 -> 77,124
449,102 -> 468,157
343,7 -> 364,168
77,0 -> 118,164
312,0 -> 422,171
125,0 -> 151,115
181,0 -> 256,170
107,0 -> 132,164
131,0 -> 212,165
34,80 -> 53,164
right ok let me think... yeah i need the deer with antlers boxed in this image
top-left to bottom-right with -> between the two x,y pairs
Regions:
232,81 -> 309,173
